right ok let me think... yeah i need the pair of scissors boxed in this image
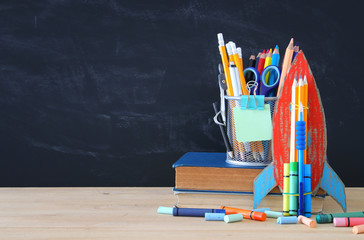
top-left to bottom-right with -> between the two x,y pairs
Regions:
243,65 -> 281,97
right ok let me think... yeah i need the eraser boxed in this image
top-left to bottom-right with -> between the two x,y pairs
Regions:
277,216 -> 298,224
224,214 -> 243,223
205,213 -> 225,221
158,206 -> 173,215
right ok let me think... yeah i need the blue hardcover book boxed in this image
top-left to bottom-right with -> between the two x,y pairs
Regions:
173,152 -> 272,195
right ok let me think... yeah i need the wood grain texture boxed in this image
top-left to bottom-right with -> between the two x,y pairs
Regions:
0,187 -> 363,240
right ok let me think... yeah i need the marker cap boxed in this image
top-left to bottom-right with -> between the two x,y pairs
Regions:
316,214 -> 331,223
334,217 -> 347,227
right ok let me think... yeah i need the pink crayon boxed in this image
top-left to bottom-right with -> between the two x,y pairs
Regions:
334,217 -> 364,227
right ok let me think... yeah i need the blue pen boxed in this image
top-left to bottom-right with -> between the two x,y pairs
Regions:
296,101 -> 306,216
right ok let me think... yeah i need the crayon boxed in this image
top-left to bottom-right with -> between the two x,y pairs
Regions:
224,213 -> 243,223
205,213 -> 225,221
316,212 -> 364,223
298,215 -> 316,228
252,208 -> 270,213
173,207 -> 225,217
334,217 -> 364,227
277,216 -> 298,224
220,206 -> 266,221
265,211 -> 284,218
158,206 -> 173,215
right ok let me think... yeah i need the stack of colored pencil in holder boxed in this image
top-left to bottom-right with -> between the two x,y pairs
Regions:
224,96 -> 276,166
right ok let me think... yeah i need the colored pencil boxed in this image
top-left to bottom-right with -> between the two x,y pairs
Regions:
255,50 -> 263,68
277,38 -> 294,96
257,50 -> 266,74
264,49 -> 273,83
292,44 -> 299,62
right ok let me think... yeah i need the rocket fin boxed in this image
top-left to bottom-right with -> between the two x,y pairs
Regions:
254,164 -> 277,209
320,161 -> 347,212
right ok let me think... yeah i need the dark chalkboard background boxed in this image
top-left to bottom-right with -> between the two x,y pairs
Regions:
0,0 -> 363,187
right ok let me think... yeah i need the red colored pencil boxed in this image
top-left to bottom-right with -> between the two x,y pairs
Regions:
257,50 -> 266,74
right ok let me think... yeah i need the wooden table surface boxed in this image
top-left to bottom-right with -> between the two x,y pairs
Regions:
0,187 -> 363,239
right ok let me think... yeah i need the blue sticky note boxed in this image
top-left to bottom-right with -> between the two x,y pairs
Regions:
233,104 -> 272,142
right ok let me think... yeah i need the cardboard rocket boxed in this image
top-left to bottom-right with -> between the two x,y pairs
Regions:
253,51 -> 346,211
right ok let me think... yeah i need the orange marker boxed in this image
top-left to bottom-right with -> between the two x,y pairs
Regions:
220,206 -> 266,221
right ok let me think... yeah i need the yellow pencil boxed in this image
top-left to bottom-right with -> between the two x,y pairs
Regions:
230,42 -> 249,95
264,49 -> 272,84
217,33 -> 234,97
277,38 -> 294,96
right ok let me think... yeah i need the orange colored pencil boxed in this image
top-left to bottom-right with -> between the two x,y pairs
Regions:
277,38 -> 294,96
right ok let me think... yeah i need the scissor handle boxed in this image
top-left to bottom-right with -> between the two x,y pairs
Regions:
243,67 -> 260,95
259,65 -> 281,96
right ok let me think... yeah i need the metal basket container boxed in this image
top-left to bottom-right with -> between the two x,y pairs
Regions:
225,96 -> 277,166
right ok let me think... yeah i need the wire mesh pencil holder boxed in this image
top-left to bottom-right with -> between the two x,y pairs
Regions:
225,96 -> 277,166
